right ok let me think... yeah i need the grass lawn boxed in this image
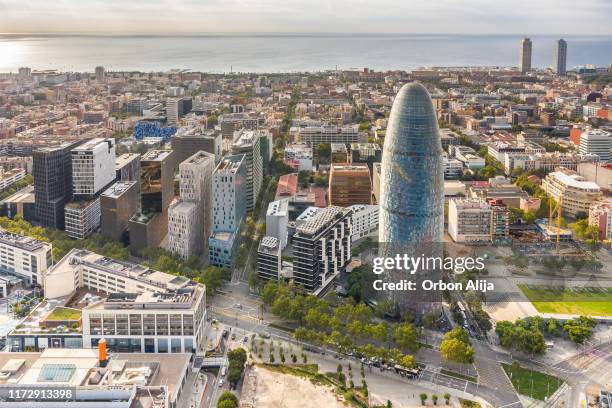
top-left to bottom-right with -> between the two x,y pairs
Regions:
501,363 -> 563,401
46,307 -> 82,321
518,284 -> 612,316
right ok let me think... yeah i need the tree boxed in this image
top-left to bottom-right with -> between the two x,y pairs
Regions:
316,143 -> 331,162
261,281 -> 279,306
432,394 -> 438,405
421,313 -> 437,329
399,355 -> 416,369
444,393 -> 450,405
420,393 -> 428,405
394,323 -> 419,353
439,328 -> 474,363
217,392 -> 238,408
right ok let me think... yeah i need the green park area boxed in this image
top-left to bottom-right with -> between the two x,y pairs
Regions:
502,363 -> 563,401
46,307 -> 82,321
518,284 -> 612,316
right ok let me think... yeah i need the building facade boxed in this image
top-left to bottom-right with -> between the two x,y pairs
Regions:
0,229 -> 52,285
542,170 -> 603,218
329,163 -> 372,207
100,181 -> 139,242
519,37 -> 533,74
554,39 -> 567,75
231,130 -> 264,213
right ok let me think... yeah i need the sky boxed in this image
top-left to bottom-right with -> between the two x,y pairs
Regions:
0,0 -> 611,35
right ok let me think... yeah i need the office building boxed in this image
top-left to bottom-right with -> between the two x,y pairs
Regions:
542,170 -> 603,218
115,153 -> 140,181
266,198 -> 289,250
378,83 -> 444,244
71,138 -> 116,196
284,143 -> 314,171
171,126 -> 221,164
33,141 -> 83,230
257,236 -> 282,282
443,156 -> 464,179
209,231 -> 239,269
349,204 -> 379,242
65,198 -> 102,240
0,348 -> 191,408
100,181 -> 139,242
167,151 -> 215,259
43,249 -> 206,354
349,143 -> 382,171
129,150 -> 175,255
448,198 -> 493,243
166,98 -> 179,125
292,206 -> 352,295
0,229 -> 52,286
329,163 -> 372,207
231,129 -> 264,212
95,65 -> 105,82
519,37 -> 532,74
589,201 -> 612,241
554,39 -> 567,75
0,185 -> 36,223
579,129 -> 612,163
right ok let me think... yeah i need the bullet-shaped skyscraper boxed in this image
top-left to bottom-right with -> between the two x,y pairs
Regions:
378,82 -> 444,245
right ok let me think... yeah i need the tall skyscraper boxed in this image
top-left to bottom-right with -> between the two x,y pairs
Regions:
553,39 -> 567,75
33,141 -> 83,230
519,37 -> 532,74
166,98 -> 179,126
231,130 -> 264,213
378,82 -> 444,244
171,126 -> 221,164
95,66 -> 105,82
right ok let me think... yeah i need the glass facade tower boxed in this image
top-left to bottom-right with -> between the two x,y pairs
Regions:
378,82 -> 444,245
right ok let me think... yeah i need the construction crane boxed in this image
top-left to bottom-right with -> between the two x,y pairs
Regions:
549,197 -> 562,250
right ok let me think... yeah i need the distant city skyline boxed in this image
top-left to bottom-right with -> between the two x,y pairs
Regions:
0,0 -> 611,35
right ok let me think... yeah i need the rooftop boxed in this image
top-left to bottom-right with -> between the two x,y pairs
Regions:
548,171 -> 601,191
115,153 -> 140,169
101,181 -> 137,199
184,150 -> 215,165
258,236 -> 281,255
295,206 -> 351,236
215,154 -> 244,173
0,228 -> 50,253
141,149 -> 173,162
72,137 -> 113,152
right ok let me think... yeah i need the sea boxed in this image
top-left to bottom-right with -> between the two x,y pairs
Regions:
0,33 -> 611,73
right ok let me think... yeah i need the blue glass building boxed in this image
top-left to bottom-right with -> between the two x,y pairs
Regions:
378,83 -> 444,244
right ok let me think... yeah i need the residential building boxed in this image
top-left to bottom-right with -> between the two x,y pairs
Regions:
231,129 -> 264,212
266,198 -> 289,250
577,162 -> 612,192
295,124 -> 363,145
0,168 -> 26,191
542,170 -> 603,218
349,204 -> 379,242
257,236 -> 282,282
168,151 -> 215,259
100,181 -> 139,242
519,37 -> 532,73
0,229 -> 52,286
284,143 -> 313,171
448,198 -> 492,243
488,199 -> 510,239
443,156 -> 464,179
329,163 -> 372,207
95,65 -> 105,82
589,201 -> 612,241
292,206 -> 352,295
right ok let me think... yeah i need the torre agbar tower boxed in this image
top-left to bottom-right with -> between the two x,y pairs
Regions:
378,82 -> 444,245
376,82 -> 444,316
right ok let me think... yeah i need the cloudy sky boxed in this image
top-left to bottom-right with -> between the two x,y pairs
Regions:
0,0 -> 610,35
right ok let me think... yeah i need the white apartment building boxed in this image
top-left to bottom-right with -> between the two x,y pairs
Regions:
212,154 -> 246,232
448,198 -> 492,243
503,152 -> 600,175
44,249 -> 207,353
580,129 -> 612,163
231,130 -> 264,213
0,229 -> 52,286
0,168 -> 26,190
65,197 -> 102,240
349,204 -> 379,242
71,138 -> 116,196
167,151 -> 215,259
266,198 -> 289,250
284,143 -> 314,171
295,124 -> 363,145
542,170 -> 603,218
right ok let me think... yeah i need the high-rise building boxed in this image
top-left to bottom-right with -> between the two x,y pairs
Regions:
378,83 -> 444,244
167,151 -> 215,259
64,198 -> 101,240
100,181 -> 139,242
129,150 -> 175,255
231,130 -> 264,213
115,153 -> 141,182
266,198 -> 289,250
292,206 -> 352,295
33,141 -> 83,230
209,155 -> 246,268
166,98 -> 179,126
519,38 -> 533,74
257,236 -> 282,282
71,138 -> 116,196
171,126 -> 221,164
579,129 -> 611,163
329,163 -> 372,207
553,39 -> 567,75
95,66 -> 105,82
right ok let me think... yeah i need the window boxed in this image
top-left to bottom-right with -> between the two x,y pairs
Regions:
171,338 -> 182,353
102,315 -> 115,336
170,314 -> 182,336
157,338 -> 168,353
156,314 -> 168,335
129,314 -> 142,336
143,314 -> 155,336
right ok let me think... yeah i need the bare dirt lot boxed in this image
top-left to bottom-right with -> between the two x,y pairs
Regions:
240,365 -> 347,408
